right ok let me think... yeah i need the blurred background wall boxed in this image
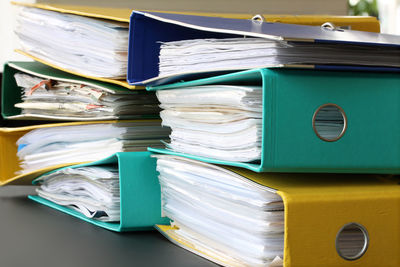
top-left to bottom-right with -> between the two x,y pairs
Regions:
34,0 -> 349,14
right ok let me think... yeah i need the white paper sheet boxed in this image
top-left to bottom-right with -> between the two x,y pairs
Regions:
15,7 -> 129,78
156,85 -> 262,162
155,155 -> 284,267
159,37 -> 400,76
36,166 -> 120,221
13,72 -> 159,120
16,122 -> 170,174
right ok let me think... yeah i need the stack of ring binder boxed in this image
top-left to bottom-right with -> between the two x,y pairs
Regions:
1,3 -> 172,230
125,10 -> 400,267
2,2 -> 400,265
147,67 -> 400,266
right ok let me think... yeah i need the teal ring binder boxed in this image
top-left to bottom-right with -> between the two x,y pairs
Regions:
30,152 -> 169,231
148,68 -> 400,173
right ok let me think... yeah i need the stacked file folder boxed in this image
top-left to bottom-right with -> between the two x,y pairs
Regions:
154,155 -> 400,267
127,11 -> 399,85
134,10 -> 400,267
29,152 -> 169,231
3,62 -> 159,121
2,2 -> 400,266
15,6 -> 130,79
1,3 -> 172,229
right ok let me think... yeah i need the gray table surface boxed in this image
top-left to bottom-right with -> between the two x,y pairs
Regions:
0,186 -> 219,267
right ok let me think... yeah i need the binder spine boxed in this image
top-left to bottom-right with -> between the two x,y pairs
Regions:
118,151 -> 169,230
280,188 -> 400,266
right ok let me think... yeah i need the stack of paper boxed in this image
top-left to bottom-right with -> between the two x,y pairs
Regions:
36,166 -> 120,222
156,85 -> 262,162
15,7 -> 129,78
16,122 -> 170,174
155,155 -> 284,267
156,155 -> 374,266
159,38 -> 400,77
14,72 -> 159,120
